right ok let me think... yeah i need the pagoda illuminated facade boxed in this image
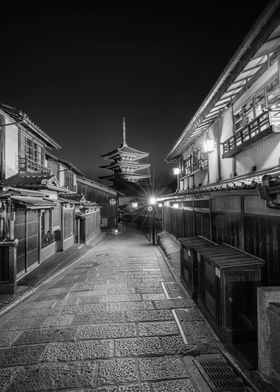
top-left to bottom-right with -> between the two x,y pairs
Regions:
99,118 -> 151,188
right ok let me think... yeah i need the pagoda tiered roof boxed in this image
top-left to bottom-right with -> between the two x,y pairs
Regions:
99,118 -> 151,186
100,160 -> 150,171
100,142 -> 149,160
99,173 -> 151,182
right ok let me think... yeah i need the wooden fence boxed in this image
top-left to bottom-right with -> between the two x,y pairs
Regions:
162,197 -> 280,286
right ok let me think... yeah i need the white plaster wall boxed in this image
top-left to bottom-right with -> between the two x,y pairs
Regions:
194,170 -> 208,187
5,123 -> 18,178
208,125 -> 219,184
212,195 -> 241,212
59,163 -> 65,186
244,194 -> 280,216
220,109 -> 234,180
236,132 -> 280,175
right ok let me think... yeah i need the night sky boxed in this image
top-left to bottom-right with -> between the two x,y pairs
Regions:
1,1 -> 269,187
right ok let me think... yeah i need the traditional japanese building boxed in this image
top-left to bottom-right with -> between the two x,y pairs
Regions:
157,1 -> 280,378
99,118 -> 151,188
0,103 -> 107,293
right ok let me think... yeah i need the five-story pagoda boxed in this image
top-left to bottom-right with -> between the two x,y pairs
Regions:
99,118 -> 151,188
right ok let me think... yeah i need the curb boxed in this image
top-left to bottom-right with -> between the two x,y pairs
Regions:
0,236 -> 106,317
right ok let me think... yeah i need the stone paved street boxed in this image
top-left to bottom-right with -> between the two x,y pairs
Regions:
0,228 -> 221,392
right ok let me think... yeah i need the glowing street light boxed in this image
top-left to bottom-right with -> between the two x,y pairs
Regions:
149,196 -> 156,205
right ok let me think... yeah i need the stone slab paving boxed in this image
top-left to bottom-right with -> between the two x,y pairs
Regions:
0,229 -> 222,391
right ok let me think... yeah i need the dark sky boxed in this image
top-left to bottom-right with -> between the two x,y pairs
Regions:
1,0 -> 269,187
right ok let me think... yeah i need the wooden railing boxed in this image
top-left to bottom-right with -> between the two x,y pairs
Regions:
222,111 -> 273,158
185,158 -> 208,175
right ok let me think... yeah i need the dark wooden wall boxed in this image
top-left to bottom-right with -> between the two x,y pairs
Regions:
163,196 -> 280,286
14,208 -> 39,275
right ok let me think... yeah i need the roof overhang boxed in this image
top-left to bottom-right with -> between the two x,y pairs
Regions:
166,1 -> 280,162
0,103 -> 61,150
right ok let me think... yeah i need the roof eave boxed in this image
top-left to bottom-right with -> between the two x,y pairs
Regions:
166,1 -> 280,162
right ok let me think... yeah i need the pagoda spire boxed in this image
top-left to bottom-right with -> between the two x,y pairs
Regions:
123,117 -> 127,146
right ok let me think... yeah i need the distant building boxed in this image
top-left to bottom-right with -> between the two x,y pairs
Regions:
99,118 -> 151,189
77,176 -> 121,230
46,151 -> 84,193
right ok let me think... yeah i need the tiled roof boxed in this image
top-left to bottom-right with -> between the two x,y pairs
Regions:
157,176 -> 263,201
46,151 -> 84,176
2,173 -> 53,187
101,143 -> 149,159
1,173 -> 66,191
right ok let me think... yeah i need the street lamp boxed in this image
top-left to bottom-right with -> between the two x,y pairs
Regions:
109,198 -> 117,231
149,196 -> 156,205
148,195 -> 157,245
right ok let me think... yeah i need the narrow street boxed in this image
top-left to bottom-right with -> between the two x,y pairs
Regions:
0,228 -> 235,391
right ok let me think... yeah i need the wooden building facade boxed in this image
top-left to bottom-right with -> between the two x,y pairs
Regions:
158,3 -> 280,356
0,104 -> 107,291
160,2 -> 280,287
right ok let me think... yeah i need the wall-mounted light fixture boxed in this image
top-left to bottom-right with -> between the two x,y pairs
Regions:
173,203 -> 179,209
173,168 -> 181,191
173,167 -> 180,175
204,138 -> 215,153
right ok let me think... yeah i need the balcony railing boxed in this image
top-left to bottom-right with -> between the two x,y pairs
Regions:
19,157 -> 50,173
185,158 -> 208,176
222,110 -> 277,159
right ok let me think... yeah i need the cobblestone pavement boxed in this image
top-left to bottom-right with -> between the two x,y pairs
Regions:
0,228 -> 220,392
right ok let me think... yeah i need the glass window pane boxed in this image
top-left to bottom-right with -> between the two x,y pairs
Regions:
268,77 -> 280,109
234,109 -> 243,131
255,89 -> 266,116
243,100 -> 254,124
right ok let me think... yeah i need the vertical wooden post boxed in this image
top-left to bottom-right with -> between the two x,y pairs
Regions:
209,198 -> 213,241
240,196 -> 245,250
0,114 -> 6,179
192,200 -> 196,236
38,210 -> 42,264
77,218 -> 80,244
60,204 -> 64,251
9,240 -> 18,292
25,209 -> 28,272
